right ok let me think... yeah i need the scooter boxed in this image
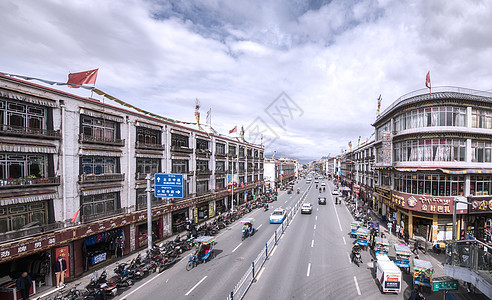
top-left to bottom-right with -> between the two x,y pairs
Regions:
263,203 -> 269,211
352,251 -> 362,267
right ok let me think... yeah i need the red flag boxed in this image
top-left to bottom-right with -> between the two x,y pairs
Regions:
67,69 -> 99,88
71,206 -> 81,222
229,125 -> 237,134
425,71 -> 431,89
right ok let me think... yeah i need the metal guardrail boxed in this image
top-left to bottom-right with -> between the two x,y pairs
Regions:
445,239 -> 492,273
226,183 -> 311,300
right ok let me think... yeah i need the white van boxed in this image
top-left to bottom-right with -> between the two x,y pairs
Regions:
374,255 -> 401,293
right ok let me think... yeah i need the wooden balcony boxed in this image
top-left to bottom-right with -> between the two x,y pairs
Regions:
0,221 -> 65,243
0,176 -> 60,189
79,133 -> 125,146
170,145 -> 193,153
215,152 -> 227,158
195,149 -> 211,157
0,125 -> 61,139
196,169 -> 212,176
135,141 -> 165,150
81,207 -> 127,223
79,173 -> 125,183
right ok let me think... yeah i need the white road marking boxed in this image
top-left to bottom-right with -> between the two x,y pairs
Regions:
185,276 -> 207,296
353,276 -> 361,296
270,245 -> 278,257
257,224 -> 263,229
166,278 -> 169,283
332,196 -> 343,232
347,252 -> 351,264
306,263 -> 311,277
256,267 -> 266,282
343,236 -> 347,245
317,208 -> 319,211
315,216 -> 318,220
314,225 -> 316,230
122,263 -> 170,299
232,243 -> 243,253
285,200 -> 288,203
311,240 -> 314,247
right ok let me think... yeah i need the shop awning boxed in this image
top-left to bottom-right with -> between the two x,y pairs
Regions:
396,168 -> 437,172
441,169 -> 492,175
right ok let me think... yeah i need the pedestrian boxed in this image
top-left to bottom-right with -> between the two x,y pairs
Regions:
396,224 -> 401,238
413,240 -> 420,255
53,255 -> 67,288
16,272 -> 32,300
387,221 -> 393,234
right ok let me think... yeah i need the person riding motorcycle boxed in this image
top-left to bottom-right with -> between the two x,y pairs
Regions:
263,203 -> 269,211
351,244 -> 361,263
319,187 -> 322,193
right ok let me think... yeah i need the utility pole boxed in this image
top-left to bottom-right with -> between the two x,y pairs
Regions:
146,174 -> 153,251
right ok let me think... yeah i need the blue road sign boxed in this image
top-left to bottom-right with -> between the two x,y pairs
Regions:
154,173 -> 184,198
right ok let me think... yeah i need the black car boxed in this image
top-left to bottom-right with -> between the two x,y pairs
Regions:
318,197 -> 326,205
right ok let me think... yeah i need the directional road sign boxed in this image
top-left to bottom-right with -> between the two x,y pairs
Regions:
154,173 -> 183,198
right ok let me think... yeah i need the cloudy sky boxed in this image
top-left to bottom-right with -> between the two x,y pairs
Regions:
1,0 -> 492,163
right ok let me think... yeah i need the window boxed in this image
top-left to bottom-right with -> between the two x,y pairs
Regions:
239,162 -> 245,171
229,161 -> 237,172
376,121 -> 391,140
472,141 -> 492,163
172,159 -> 189,173
196,160 -> 209,171
394,173 -> 464,196
215,178 -> 225,189
0,153 -> 48,179
0,201 -> 48,233
393,139 -> 465,162
196,180 -> 209,194
171,133 -> 189,148
216,143 -> 226,154
1,100 -> 47,130
81,157 -> 117,175
216,161 -> 225,171
239,146 -> 245,157
81,116 -> 117,140
82,192 -> 119,218
394,106 -> 466,132
136,188 -> 164,210
472,109 -> 492,129
196,139 -> 209,150
136,158 -> 160,175
228,144 -> 236,155
136,127 -> 161,144
470,175 -> 492,196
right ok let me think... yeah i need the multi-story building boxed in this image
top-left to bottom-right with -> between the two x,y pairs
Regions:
373,87 -> 492,243
0,74 -> 264,285
264,157 -> 298,190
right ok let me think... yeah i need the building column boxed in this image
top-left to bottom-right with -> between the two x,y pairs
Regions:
396,210 -> 401,226
432,214 -> 438,243
408,211 -> 413,239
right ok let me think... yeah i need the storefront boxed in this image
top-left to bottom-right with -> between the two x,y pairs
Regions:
391,191 -> 457,242
172,208 -> 189,233
196,203 -> 209,223
466,196 -> 492,242
375,186 -> 392,220
137,218 -> 161,248
215,198 -> 226,214
83,227 -> 125,270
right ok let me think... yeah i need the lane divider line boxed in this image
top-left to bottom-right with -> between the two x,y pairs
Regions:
315,216 -> 318,221
257,224 -> 263,229
255,267 -> 266,282
270,245 -> 278,257
311,240 -> 314,247
232,242 -> 243,253
347,252 -> 351,264
332,195 -> 343,232
353,276 -> 361,296
343,236 -> 346,245
314,224 -> 316,230
306,263 -> 311,277
185,276 -> 207,296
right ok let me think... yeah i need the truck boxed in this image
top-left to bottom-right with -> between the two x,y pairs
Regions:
374,254 -> 402,294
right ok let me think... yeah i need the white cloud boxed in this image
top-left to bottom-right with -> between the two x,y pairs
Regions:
0,0 -> 491,163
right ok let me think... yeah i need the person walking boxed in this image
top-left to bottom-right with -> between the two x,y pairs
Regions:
53,255 -> 67,288
16,272 -> 32,300
387,221 -> 393,235
396,223 -> 401,238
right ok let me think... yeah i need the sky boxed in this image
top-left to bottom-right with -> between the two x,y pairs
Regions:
1,0 -> 492,164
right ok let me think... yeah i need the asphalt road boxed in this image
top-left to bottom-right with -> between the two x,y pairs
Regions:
245,179 -> 426,300
116,179 -> 309,300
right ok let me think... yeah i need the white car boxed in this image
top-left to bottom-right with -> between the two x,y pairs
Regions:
321,182 -> 326,187
332,190 -> 339,195
301,203 -> 313,214
270,208 -> 287,224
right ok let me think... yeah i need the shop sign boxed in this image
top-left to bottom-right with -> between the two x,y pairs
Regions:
90,252 -> 107,265
193,207 -> 198,224
375,186 -> 391,200
391,191 -> 453,215
0,233 -> 57,263
469,197 -> 492,214
196,194 -> 215,204
209,202 -> 215,218
55,246 -> 70,279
